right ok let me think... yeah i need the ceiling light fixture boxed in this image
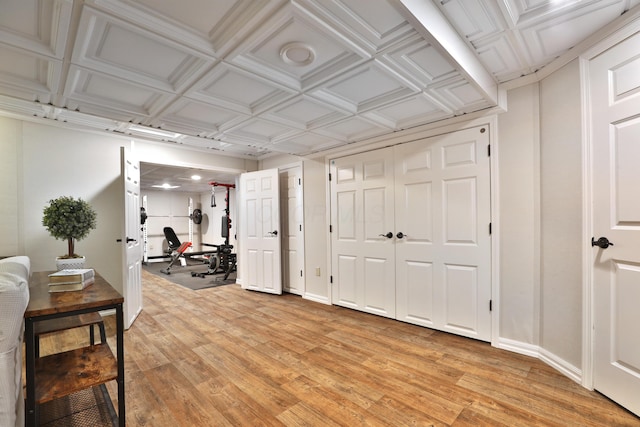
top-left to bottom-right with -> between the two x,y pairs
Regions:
191,175 -> 201,181
151,183 -> 180,189
280,42 -> 315,66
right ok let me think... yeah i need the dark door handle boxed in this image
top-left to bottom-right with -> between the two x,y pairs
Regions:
379,232 -> 393,239
396,232 -> 405,239
126,237 -> 137,243
591,237 -> 613,249
268,230 -> 278,236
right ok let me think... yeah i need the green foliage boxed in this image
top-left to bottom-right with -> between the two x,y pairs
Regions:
42,196 -> 97,258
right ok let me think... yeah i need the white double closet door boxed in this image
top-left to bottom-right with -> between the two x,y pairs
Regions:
330,126 -> 492,341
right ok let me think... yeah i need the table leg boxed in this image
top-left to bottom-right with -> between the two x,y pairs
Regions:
116,304 -> 126,426
24,318 -> 37,427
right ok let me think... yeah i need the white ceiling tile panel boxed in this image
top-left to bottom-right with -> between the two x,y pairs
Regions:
380,36 -> 459,87
437,0 -> 505,41
154,98 -> 250,135
310,61 -> 419,113
185,63 -> 295,115
89,0 -> 285,56
0,0 -> 72,58
516,1 -> 627,65
73,8 -> 214,92
362,93 -> 453,129
260,95 -> 350,130
223,118 -> 300,145
63,67 -> 174,120
228,2 -> 368,90
474,33 -> 530,80
0,45 -> 61,102
300,0 -> 415,51
313,115 -> 391,142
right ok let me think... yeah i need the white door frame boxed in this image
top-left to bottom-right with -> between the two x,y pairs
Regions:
324,117 -> 499,344
580,20 -> 640,390
279,162 -> 305,296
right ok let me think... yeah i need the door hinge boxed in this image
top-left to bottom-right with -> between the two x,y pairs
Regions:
328,173 -> 332,181
489,300 -> 493,311
488,145 -> 491,157
298,178 -> 301,185
330,275 -> 333,283
300,270 -> 303,277
299,224 -> 302,231
489,223 -> 492,235
329,224 -> 333,233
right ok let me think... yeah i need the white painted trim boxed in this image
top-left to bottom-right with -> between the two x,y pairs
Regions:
497,338 -> 583,385
324,158 -> 333,305
303,292 -> 330,305
279,162 -> 306,297
579,56 -> 594,391
539,348 -> 583,386
495,337 -> 539,359
488,115 -> 501,348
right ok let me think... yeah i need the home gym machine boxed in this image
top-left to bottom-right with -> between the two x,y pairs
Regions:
191,181 -> 237,280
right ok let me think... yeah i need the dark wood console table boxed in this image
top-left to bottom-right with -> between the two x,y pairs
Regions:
24,270 -> 125,426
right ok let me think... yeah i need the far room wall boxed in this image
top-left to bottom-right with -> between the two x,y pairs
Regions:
142,186 -> 237,261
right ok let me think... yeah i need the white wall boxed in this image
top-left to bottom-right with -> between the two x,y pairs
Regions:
539,59 -> 583,368
497,84 -> 541,346
200,186 -> 237,249
0,116 -> 20,256
143,190 -> 208,258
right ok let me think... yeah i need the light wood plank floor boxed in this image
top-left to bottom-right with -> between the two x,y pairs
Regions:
37,270 -> 640,426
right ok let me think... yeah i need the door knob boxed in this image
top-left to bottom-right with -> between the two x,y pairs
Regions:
268,230 -> 278,236
591,237 -> 613,249
126,237 -> 137,243
396,232 -> 406,239
379,232 -> 393,239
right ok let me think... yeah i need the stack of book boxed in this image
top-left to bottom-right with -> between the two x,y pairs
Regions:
48,268 -> 95,292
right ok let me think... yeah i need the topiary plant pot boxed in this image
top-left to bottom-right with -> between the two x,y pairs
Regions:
55,256 -> 86,271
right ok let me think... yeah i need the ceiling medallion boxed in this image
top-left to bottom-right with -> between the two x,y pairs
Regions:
280,42 -> 315,66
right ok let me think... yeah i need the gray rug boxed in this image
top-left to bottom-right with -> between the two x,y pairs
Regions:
143,260 -> 236,290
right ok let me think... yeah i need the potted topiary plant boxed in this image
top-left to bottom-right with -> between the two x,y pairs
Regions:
42,196 -> 97,270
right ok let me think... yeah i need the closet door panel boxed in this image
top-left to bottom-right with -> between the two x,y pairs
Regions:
331,148 -> 395,318
395,126 -> 491,341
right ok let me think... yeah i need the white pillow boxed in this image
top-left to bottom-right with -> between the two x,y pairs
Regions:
0,271 -> 29,353
0,256 -> 31,281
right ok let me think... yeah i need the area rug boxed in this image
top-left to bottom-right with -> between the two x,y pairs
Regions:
38,384 -> 117,426
142,260 -> 236,290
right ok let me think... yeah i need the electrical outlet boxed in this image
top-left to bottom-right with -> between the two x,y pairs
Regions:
315,267 -> 321,276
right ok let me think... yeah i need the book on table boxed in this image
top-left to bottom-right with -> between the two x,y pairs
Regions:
48,268 -> 95,284
48,276 -> 95,292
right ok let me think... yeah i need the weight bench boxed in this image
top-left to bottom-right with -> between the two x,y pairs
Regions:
160,227 -> 219,275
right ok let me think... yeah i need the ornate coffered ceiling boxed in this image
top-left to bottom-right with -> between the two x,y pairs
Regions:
0,0 -> 638,160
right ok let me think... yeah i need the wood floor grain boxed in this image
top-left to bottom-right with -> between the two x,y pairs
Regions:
36,270 -> 640,426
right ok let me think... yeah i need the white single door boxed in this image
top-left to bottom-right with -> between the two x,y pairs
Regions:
239,169 -> 282,294
121,147 -> 142,329
394,126 -> 492,341
330,148 -> 396,318
280,165 -> 305,295
590,31 -> 640,416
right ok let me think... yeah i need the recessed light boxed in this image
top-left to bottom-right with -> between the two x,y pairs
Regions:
191,175 -> 201,181
151,183 -> 180,189
280,42 -> 315,66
